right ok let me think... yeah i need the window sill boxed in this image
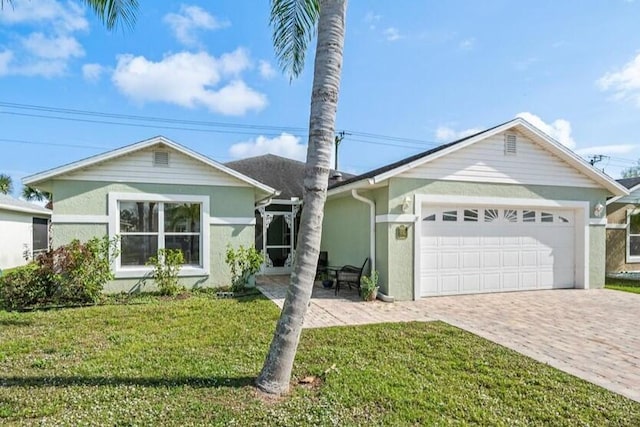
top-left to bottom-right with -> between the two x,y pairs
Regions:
114,266 -> 209,279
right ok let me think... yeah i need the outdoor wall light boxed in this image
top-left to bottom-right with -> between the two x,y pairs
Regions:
401,196 -> 412,213
594,202 -> 605,217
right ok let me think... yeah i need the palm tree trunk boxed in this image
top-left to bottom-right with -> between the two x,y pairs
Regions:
256,0 -> 347,395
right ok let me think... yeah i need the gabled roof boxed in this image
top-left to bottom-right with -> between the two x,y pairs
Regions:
0,194 -> 51,216
607,177 -> 640,205
226,153 -> 354,199
328,118 -> 628,197
23,136 -> 278,197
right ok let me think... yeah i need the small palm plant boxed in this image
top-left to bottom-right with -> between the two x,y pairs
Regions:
361,271 -> 379,301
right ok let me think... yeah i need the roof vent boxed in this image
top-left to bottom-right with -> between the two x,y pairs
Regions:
330,172 -> 343,182
153,151 -> 169,167
504,134 -> 517,155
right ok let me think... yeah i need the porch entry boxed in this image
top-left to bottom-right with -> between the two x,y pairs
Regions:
256,202 -> 301,274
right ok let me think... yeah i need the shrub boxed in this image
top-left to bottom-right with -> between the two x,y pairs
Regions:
225,245 -> 264,291
0,236 -> 118,310
0,263 -> 46,310
147,248 -> 184,296
361,270 -> 379,301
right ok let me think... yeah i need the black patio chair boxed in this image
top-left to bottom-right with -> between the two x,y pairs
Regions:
335,258 -> 369,296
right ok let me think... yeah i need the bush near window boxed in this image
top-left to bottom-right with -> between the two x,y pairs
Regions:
225,245 -> 264,291
147,248 -> 184,296
0,236 -> 118,310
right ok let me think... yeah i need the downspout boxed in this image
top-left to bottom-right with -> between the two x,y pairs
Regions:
351,189 -> 394,302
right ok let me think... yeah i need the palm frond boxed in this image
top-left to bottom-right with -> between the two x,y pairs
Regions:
82,0 -> 139,31
270,0 -> 320,80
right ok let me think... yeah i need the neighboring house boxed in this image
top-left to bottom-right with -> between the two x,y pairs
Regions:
321,118 -> 627,300
0,194 -> 51,270
226,154 -> 352,275
22,136 -> 277,292
605,177 -> 640,273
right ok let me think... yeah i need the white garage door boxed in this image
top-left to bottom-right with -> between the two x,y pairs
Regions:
420,206 -> 575,297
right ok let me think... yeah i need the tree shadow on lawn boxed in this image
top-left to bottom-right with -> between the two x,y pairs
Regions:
0,375 -> 256,389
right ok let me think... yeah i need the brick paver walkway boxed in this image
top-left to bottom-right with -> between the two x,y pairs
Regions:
257,275 -> 640,403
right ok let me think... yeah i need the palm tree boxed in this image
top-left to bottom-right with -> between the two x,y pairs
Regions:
256,0 -> 348,395
22,186 -> 52,202
2,0 -> 347,396
0,174 -> 13,195
1,1 -> 138,30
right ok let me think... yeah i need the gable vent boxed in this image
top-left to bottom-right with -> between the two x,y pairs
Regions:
504,134 -> 517,155
153,151 -> 169,167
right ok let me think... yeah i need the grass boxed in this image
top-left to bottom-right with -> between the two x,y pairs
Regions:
605,276 -> 640,294
1,293 -> 639,426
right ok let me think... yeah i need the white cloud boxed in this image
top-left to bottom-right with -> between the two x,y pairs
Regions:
598,53 -> 640,106
258,60 -> 276,79
0,0 -> 88,78
164,5 -> 229,46
0,50 -> 14,76
0,0 -> 88,32
364,11 -> 381,29
82,63 -> 106,82
459,38 -> 475,50
229,133 -> 306,161
514,57 -> 538,71
575,144 -> 636,156
383,27 -> 402,42
22,33 -> 84,59
112,50 -> 267,116
435,126 -> 482,142
516,112 -> 576,149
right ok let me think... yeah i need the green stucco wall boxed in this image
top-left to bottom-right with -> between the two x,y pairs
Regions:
325,178 -> 610,301
320,195 -> 370,268
50,179 -> 256,293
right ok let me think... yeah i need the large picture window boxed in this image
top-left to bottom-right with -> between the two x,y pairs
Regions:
110,193 -> 209,277
628,210 -> 640,262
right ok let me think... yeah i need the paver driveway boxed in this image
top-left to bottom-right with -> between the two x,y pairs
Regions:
257,277 -> 640,402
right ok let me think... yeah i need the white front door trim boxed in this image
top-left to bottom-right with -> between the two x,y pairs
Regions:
412,194 -> 590,300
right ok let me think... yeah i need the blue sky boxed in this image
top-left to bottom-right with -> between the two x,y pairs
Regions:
2,0 -> 640,197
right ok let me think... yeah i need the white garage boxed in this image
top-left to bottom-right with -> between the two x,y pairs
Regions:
419,204 -> 580,297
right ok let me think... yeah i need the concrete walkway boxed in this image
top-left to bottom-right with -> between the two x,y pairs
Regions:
257,275 -> 640,403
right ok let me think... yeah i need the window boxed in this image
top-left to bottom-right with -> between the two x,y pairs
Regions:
32,217 -> 49,253
442,210 -> 457,221
484,209 -> 499,222
110,193 -> 209,277
504,209 -> 518,223
423,213 -> 436,221
541,212 -> 554,223
523,210 -> 536,222
628,210 -> 640,262
463,209 -> 478,222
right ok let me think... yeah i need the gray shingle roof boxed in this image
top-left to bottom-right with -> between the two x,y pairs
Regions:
617,177 -> 640,190
0,194 -> 51,215
225,154 -> 353,199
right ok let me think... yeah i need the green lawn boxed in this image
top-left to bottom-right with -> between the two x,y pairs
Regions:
1,293 -> 639,426
605,277 -> 640,294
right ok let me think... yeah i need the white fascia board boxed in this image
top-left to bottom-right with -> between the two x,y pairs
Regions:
23,136 -> 278,196
0,203 -> 51,216
515,120 -> 629,197
607,183 -> 640,205
372,119 -> 522,184
367,118 -> 628,197
326,179 -> 379,198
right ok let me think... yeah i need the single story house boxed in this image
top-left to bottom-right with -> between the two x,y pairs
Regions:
22,136 -> 278,292
226,154 -> 351,275
23,118 -> 628,299
0,194 -> 51,270
321,118 -> 627,300
605,177 -> 640,273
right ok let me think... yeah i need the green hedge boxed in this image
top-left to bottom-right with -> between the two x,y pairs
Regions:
0,236 -> 118,310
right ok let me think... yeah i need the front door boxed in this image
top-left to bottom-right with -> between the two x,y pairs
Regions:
257,204 -> 300,274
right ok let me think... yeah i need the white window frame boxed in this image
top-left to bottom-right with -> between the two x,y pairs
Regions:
108,192 -> 210,278
626,209 -> 640,263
